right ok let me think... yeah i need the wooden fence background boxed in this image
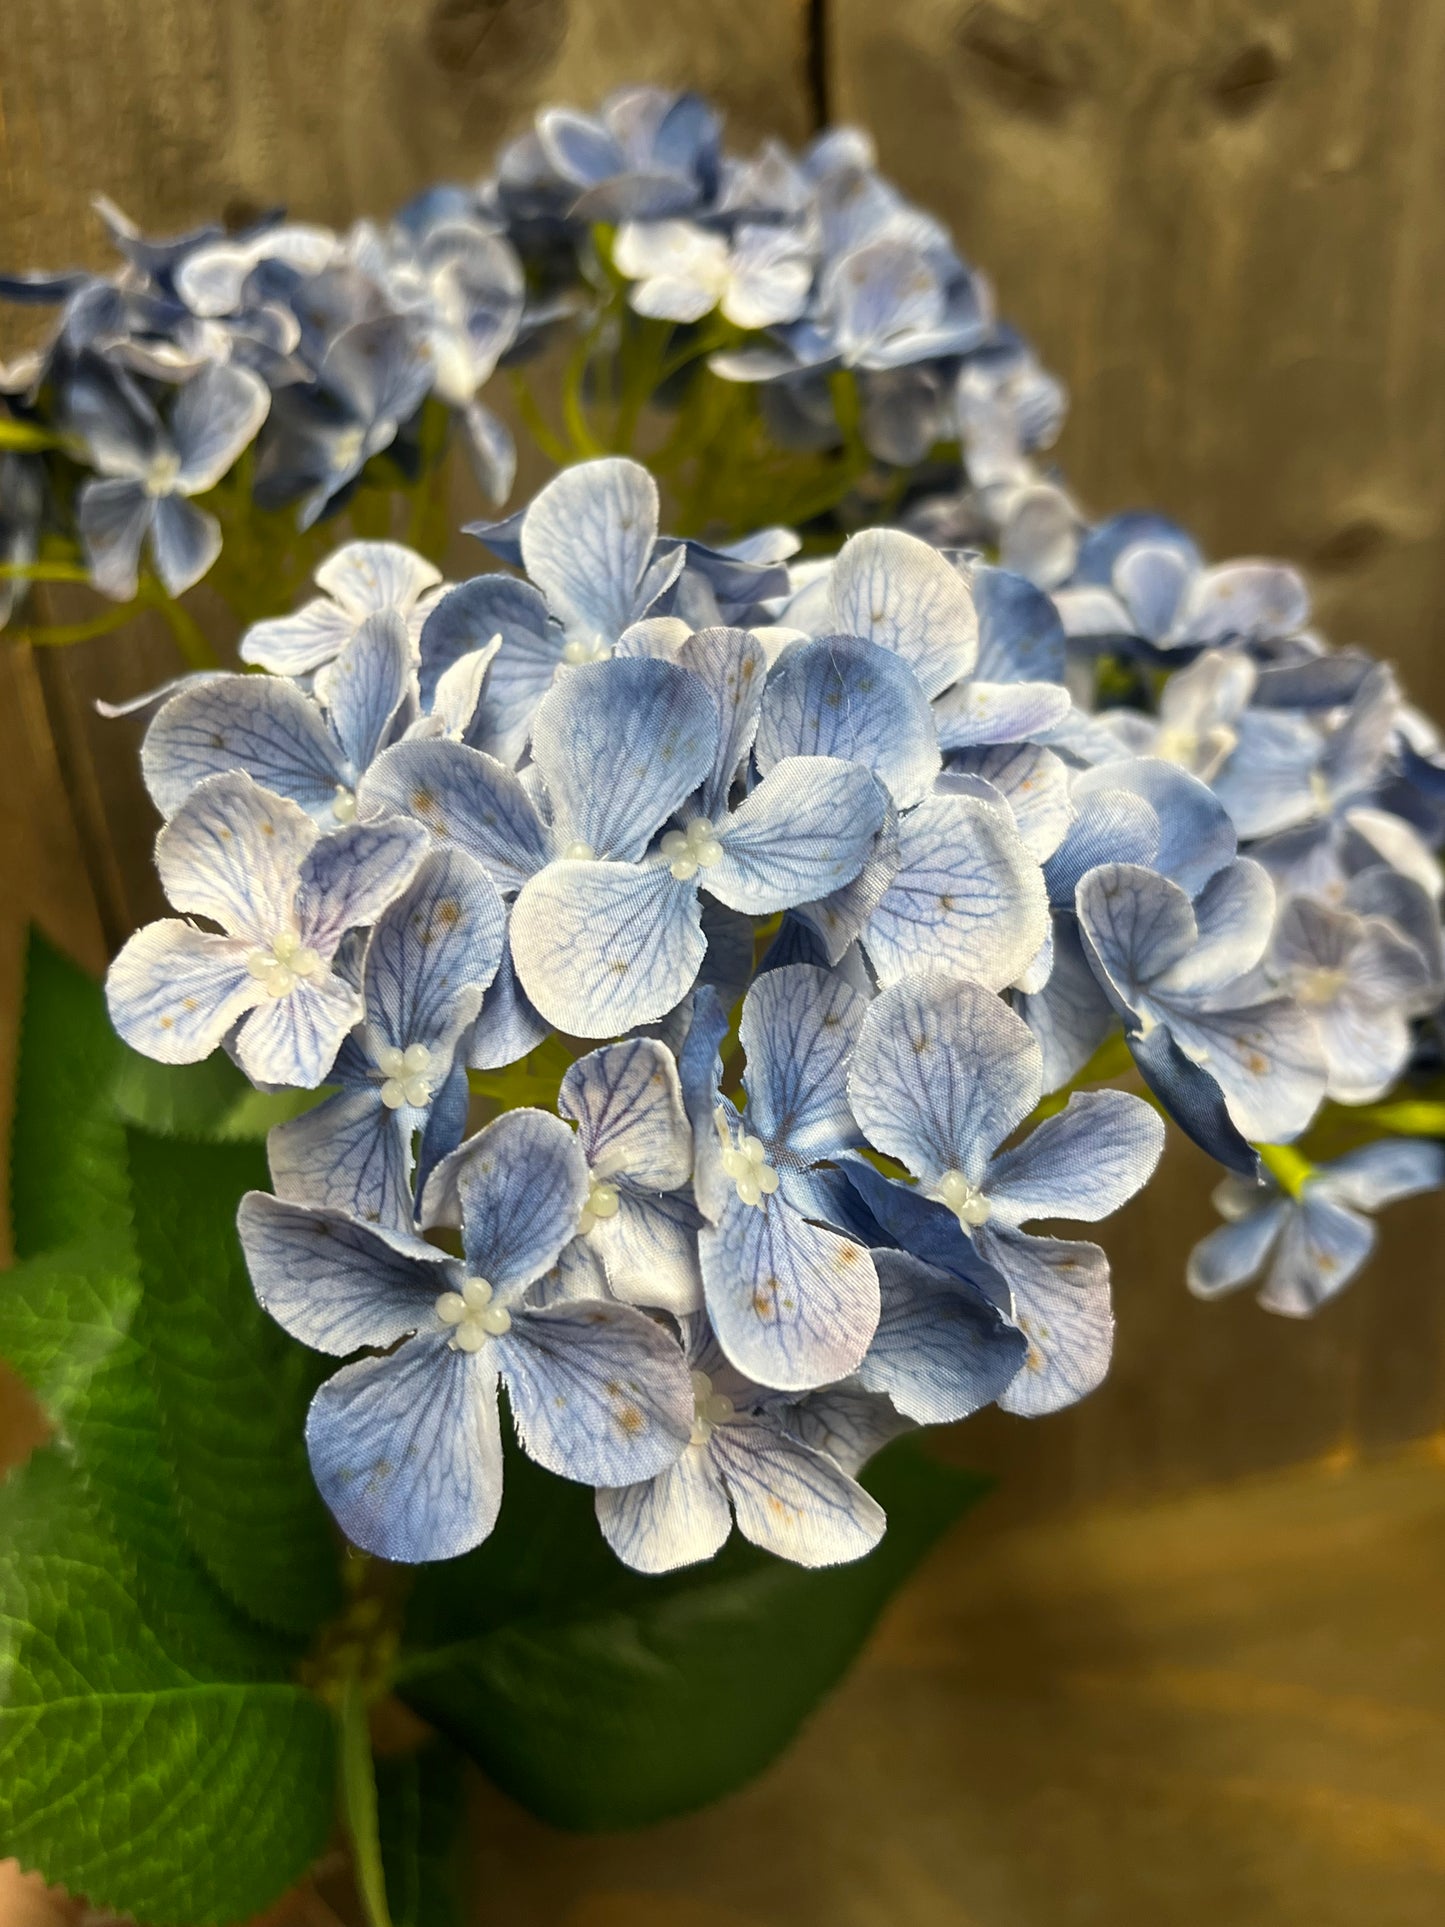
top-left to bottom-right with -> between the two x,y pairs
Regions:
3,0 -> 1444,1511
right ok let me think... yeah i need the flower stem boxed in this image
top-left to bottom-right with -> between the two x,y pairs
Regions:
337,1677 -> 394,1927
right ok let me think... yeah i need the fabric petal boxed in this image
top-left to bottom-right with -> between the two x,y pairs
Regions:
445,1107 -> 588,1293
739,961 -> 869,1161
156,770 -> 318,941
828,527 -> 979,698
498,1299 -> 693,1484
520,456 -> 660,645
1017,914 -> 1118,1091
235,971 -> 361,1087
511,859 -> 704,1036
677,626 -> 770,818
1186,1201 -> 1286,1299
240,595 -> 364,677
294,817 -> 428,958
149,493 -> 222,597
932,678 -> 1071,751
558,1036 -> 692,1187
1165,1000 -> 1327,1144
850,972 -> 1042,1184
325,609 -> 412,776
1127,1023 -> 1261,1178
142,673 -> 347,820
860,1248 -> 1027,1423
973,562 -> 1067,683
361,845 -> 505,1054
595,1444 -> 734,1573
306,1337 -> 503,1561
984,1230 -> 1114,1417
170,363 -> 270,491
1257,1193 -> 1374,1317
984,1090 -> 1165,1228
589,1188 -> 705,1314
946,744 -> 1072,863
315,540 -> 442,618
710,1421 -> 885,1566
707,755 -> 885,915
1319,1139 -> 1445,1212
756,635 -> 940,810
106,920 -> 261,1063
359,741 -> 550,894
78,476 -> 152,600
267,1085 -> 413,1230
1075,864 -> 1197,1020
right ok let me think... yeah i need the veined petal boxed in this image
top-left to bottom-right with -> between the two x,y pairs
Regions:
361,845 -> 505,1054
590,1189 -> 705,1315
445,1107 -> 588,1293
1127,1023 -> 1261,1179
325,609 -> 412,776
530,656 -> 718,860
860,1248 -> 1027,1424
142,673 -> 346,820
1186,1202 -> 1286,1298
863,791 -> 1048,992
596,1444 -> 733,1573
498,1299 -> 692,1484
510,859 -> 705,1036
1257,1192 -> 1374,1317
1154,859 -> 1276,1001
756,635 -> 940,810
467,938 -> 549,1069
708,755 -> 885,914
700,1189 -> 879,1392
307,1337 -> 503,1561
238,1191 -> 451,1352
294,817 -> 428,958
784,1383 -> 915,1477
170,363 -> 270,492
1318,1139 -> 1445,1213
239,595 -> 364,677
1075,864 -> 1197,1018
149,494 -> 222,597
711,1421 -> 885,1567
1017,914 -> 1118,1091
984,1229 -> 1114,1417
520,456 -> 660,645
828,527 -> 979,697
984,1090 -> 1164,1227
850,971 -> 1042,1184
946,744 -> 1072,863
315,540 -> 442,618
678,626 -> 770,817
973,563 -> 1067,683
267,1085 -> 414,1231
932,678 -> 1071,751
739,962 -> 869,1162
106,921 -> 261,1063
78,477 -> 152,600
358,740 -> 550,894
1165,1000 -> 1327,1144
236,971 -> 361,1087
156,770 -> 318,941
558,1036 -> 692,1187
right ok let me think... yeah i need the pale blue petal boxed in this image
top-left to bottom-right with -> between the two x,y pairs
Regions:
835,1155 -> 1011,1310
358,741 -> 550,894
849,972 -> 1042,1184
448,1107 -> 589,1292
739,961 -> 869,1161
700,1190 -> 879,1391
418,575 -> 558,732
150,494 -> 222,597
596,1444 -> 733,1572
1072,759 -> 1236,897
973,563 -> 1067,683
589,1189 -> 704,1314
983,1230 -> 1114,1417
361,846 -> 504,1054
460,397 -> 516,504
677,626 -> 769,817
793,800 -> 899,966
558,1037 -> 692,1187
78,477 -> 152,600
237,1191 -> 450,1352
863,792 -> 1049,992
1165,1000 -> 1326,1144
106,921 -> 260,1063
1113,540 -> 1190,640
1075,864 -> 1197,1020
1016,914 -> 1117,1091
325,610 -> 412,775
828,528 -> 978,698
1127,1024 -> 1261,1179
307,1337 -> 503,1561
315,542 -> 443,619
1208,712 -> 1321,840
1318,1140 -> 1445,1212
946,744 -> 1072,863
859,1248 -> 1027,1423
467,938 -> 549,1069
294,818 -> 428,958
520,456 -> 660,645
142,673 -> 346,820
1186,1202 -> 1285,1298
156,771 -> 317,941
235,972 -> 361,1087
267,1085 -> 413,1230
530,656 -> 717,859
1152,858 -> 1276,1000
170,363 -> 270,491
1179,560 -> 1309,648
498,1298 -> 692,1483
708,756 -> 885,915
511,859 -> 703,1036
784,1384 -> 915,1477
711,1421 -> 885,1566
1043,789 -> 1161,907
984,1090 -> 1165,1227
1257,1193 -> 1373,1317
240,595 -> 361,677
755,635 -> 940,810
932,679 -> 1071,751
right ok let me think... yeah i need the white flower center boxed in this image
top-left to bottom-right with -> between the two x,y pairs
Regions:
1292,964 -> 1348,1008
715,1105 -> 780,1209
936,1168 -> 992,1228
1310,768 -> 1333,813
579,1172 -> 621,1235
246,929 -> 325,999
435,1274 -> 512,1351
1154,722 -> 1236,771
143,450 -> 182,497
332,786 -> 358,824
330,425 -> 368,474
662,818 -> 724,882
562,633 -> 613,665
689,1368 -> 736,1445
377,1041 -> 436,1109
561,839 -> 595,861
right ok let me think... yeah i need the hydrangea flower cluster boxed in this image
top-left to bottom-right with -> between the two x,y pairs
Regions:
105,450 -> 1445,1572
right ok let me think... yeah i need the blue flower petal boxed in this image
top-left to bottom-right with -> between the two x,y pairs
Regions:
559,1037 -> 692,1188
499,1299 -> 692,1484
1075,863 -> 1197,1021
1165,999 -> 1326,1145
1258,1192 -> 1373,1317
981,1229 -> 1114,1416
359,740 -> 550,894
677,626 -> 770,817
294,817 -> 428,958
156,771 -> 318,941
510,859 -> 705,1036
1126,1023 -> 1261,1178
984,1090 -> 1164,1228
1319,1139 -> 1445,1212
589,1189 -> 705,1314
863,792 -> 1048,992
467,936 -> 550,1069
828,528 -> 978,698
860,1248 -> 1027,1423
240,596 -> 365,677
850,972 -> 1042,1184
739,962 -> 869,1162
973,563 -> 1067,682
595,1445 -> 733,1573
170,363 -> 269,491
1016,914 -> 1118,1091
446,1107 -> 589,1293
419,575 -> 559,765
307,1336 -> 504,1561
701,1189 -> 879,1391
946,744 -> 1072,862
1071,759 -> 1236,897
142,673 -> 346,820
78,477 -> 152,600
932,677 -> 1071,750
238,1191 -> 450,1352
106,921 -> 260,1063
756,635 -> 940,809
267,1086 -> 412,1230
531,656 -> 718,859
520,456 -> 660,646
150,494 -> 222,598
324,610 -> 412,776
710,1421 -> 885,1566
1186,1200 -> 1286,1298
709,756 -> 886,915
236,972 -> 361,1087
1154,858 -> 1275,998
784,1383 -> 915,1476
361,845 -> 505,1054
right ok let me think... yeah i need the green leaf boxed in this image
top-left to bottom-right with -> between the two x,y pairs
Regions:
395,1441 -> 987,1829
110,1046 -> 252,1137
126,1129 -> 343,1640
0,1233 -> 139,1426
377,1741 -> 467,1927
0,1447 -> 336,1926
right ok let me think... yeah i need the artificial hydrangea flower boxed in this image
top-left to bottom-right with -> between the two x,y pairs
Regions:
240,540 -> 443,677
613,219 -> 813,330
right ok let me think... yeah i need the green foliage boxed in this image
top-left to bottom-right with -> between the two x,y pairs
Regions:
396,1440 -> 987,1830
378,1742 -> 468,1927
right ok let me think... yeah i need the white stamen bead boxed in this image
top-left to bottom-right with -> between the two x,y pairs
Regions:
579,1173 -> 621,1235
714,1106 -> 780,1208
332,786 -> 358,824
435,1274 -> 512,1350
663,818 -> 725,882
689,1368 -> 736,1445
245,930 -> 325,999
377,1041 -> 435,1110
937,1168 -> 992,1228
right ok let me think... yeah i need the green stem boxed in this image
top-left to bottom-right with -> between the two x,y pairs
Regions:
338,1677 -> 394,1927
9,606 -> 140,647
560,328 -> 607,459
1342,1099 -> 1445,1138
0,560 -> 92,585
1257,1141 -> 1315,1197
0,419 -> 64,452
506,370 -> 572,468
